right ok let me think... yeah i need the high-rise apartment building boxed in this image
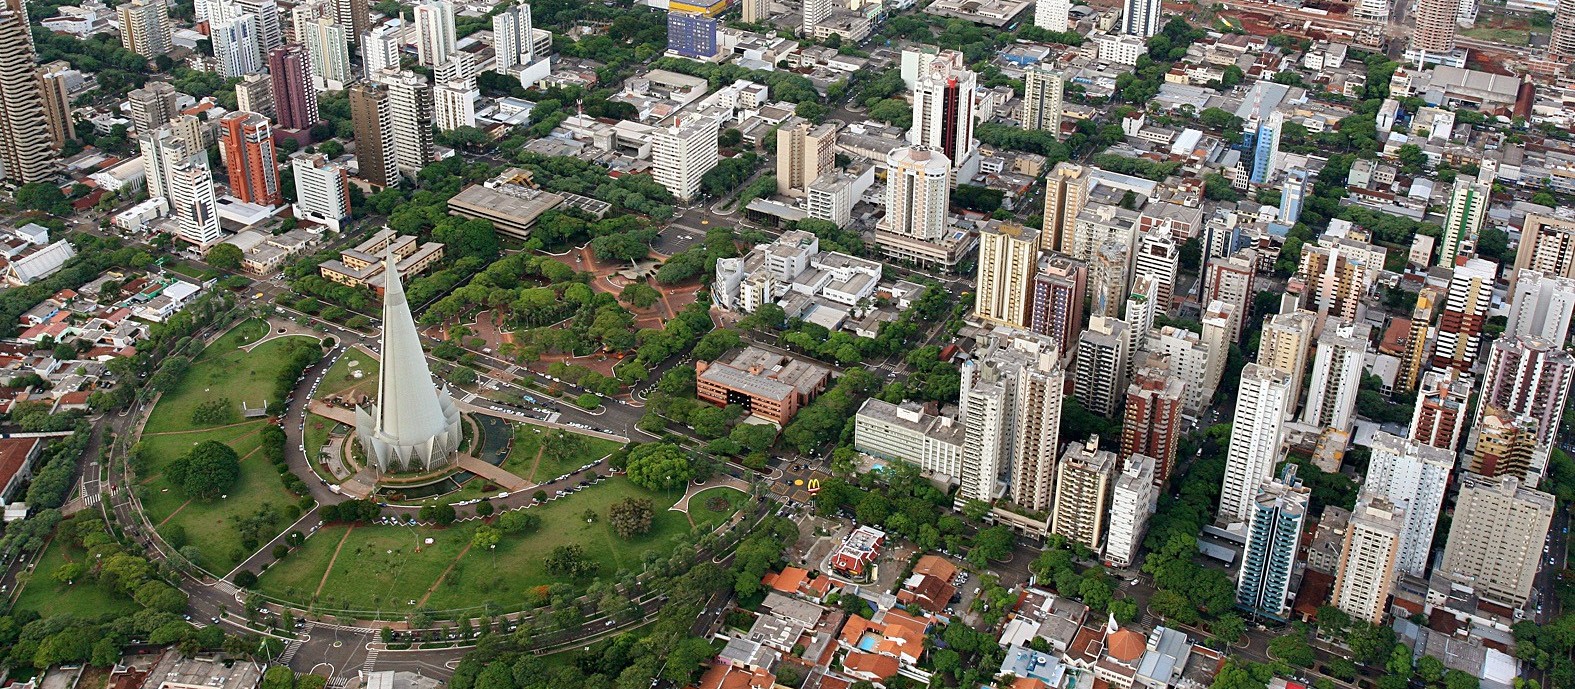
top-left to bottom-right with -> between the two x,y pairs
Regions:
1302,320 -> 1370,433
349,82 -> 397,187
1051,436 -> 1117,553
303,17 -> 352,90
1256,308 -> 1316,419
1413,0 -> 1458,54
385,71 -> 434,176
1089,238 -> 1130,319
878,146 -> 950,241
1297,237 -> 1383,326
652,116 -> 719,203
1105,454 -> 1156,568
1333,493 -> 1404,624
775,118 -> 837,196
235,0 -> 283,51
1121,357 -> 1183,484
975,223 -> 1039,328
434,82 -> 476,131
291,152 -> 351,231
1552,0 -> 1575,60
493,1 -> 535,72
1029,252 -> 1085,357
959,348 -> 1012,505
1020,66 -> 1063,134
118,0 -> 173,57
1365,432 -> 1453,578
1120,0 -> 1161,37
1398,285 -> 1443,393
1235,464 -> 1308,621
1471,334 -> 1575,480
127,82 -> 179,134
908,51 -> 979,182
38,67 -> 73,151
218,112 -> 281,206
211,13 -> 263,78
1409,368 -> 1470,452
1433,256 -> 1499,370
1123,278 -> 1160,375
1278,168 -> 1309,225
269,46 -> 319,131
168,155 -> 221,248
741,0 -> 766,22
1512,211 -> 1575,285
413,0 -> 456,66
1439,473 -> 1555,608
1200,303 -> 1234,407
335,0 -> 370,46
1133,227 -> 1180,312
1220,364 -> 1292,524
1249,110 -> 1283,185
1147,325 -> 1214,415
1040,162 -> 1088,252
1203,249 -> 1256,342
365,23 -> 403,77
137,124 -> 183,203
1440,179 -> 1489,266
1506,269 -> 1575,345
1005,332 -> 1065,514
1035,0 -> 1069,30
0,8 -> 55,184
1469,407 -> 1540,479
1074,316 -> 1130,418
235,74 -> 274,121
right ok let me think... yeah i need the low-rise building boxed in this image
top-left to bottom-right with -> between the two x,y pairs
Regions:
318,229 -> 445,294
695,346 -> 831,425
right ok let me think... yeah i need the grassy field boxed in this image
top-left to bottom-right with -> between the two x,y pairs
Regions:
687,487 -> 746,529
137,320 -> 308,574
303,413 -> 335,462
257,477 -> 691,613
320,348 -> 379,398
143,320 -> 275,434
13,524 -> 139,618
502,426 -> 621,483
1460,26 -> 1533,43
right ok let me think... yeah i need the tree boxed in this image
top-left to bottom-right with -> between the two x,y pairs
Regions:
1210,614 -> 1245,644
544,544 -> 599,578
624,442 -> 693,491
474,498 -> 495,517
498,510 -> 541,533
1443,669 -> 1479,689
234,569 -> 258,588
607,497 -> 654,538
207,243 -> 243,270
53,561 -> 88,584
471,525 -> 501,549
1268,633 -> 1315,667
16,182 -> 69,215
620,283 -> 661,309
419,501 -> 458,525
166,440 -> 241,499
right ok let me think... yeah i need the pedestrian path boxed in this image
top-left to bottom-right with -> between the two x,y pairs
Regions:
277,641 -> 300,665
361,647 -> 380,674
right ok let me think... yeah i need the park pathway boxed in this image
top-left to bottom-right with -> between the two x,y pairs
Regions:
669,476 -> 753,514
312,526 -> 357,600
416,540 -> 476,607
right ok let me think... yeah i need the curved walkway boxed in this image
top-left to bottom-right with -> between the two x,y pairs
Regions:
669,476 -> 753,513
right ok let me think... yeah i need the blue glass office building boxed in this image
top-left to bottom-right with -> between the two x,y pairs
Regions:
667,12 -> 719,58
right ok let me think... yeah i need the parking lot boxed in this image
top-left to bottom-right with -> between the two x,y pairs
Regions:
652,222 -> 704,256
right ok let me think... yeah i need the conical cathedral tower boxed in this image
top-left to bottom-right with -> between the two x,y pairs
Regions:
355,252 -> 463,473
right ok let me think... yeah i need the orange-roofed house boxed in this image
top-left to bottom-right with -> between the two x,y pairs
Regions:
691,662 -> 777,689
763,566 -> 811,594
1092,628 -> 1147,688
842,652 -> 900,684
837,610 -> 928,671
1011,679 -> 1050,689
912,554 -> 957,582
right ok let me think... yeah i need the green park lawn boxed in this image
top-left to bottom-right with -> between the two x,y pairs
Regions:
502,425 -> 622,483
142,322 -> 306,434
136,320 -> 310,574
256,477 -> 692,614
319,348 -> 379,398
12,525 -> 139,618
687,487 -> 747,529
303,413 -> 335,462
1460,26 -> 1533,44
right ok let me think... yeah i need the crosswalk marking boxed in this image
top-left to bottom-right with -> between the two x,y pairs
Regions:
277,641 -> 300,665
361,647 -> 380,674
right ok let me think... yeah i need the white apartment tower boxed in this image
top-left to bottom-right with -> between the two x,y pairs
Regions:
384,71 -> 434,175
291,153 -> 351,231
1105,454 -> 1157,568
235,0 -> 284,51
1121,0 -> 1162,37
434,83 -> 477,131
975,223 -> 1040,327
414,0 -> 457,67
1074,316 -> 1131,417
1302,320 -> 1370,433
1506,269 -> 1575,345
1219,364 -> 1292,524
1035,0 -> 1069,30
879,146 -> 951,241
364,23 -> 404,78
1365,431 -> 1453,578
1440,179 -> 1490,266
168,154 -> 220,248
1257,308 -> 1317,420
1332,493 -> 1404,624
959,354 -> 1012,504
492,1 -> 535,73
1133,227 -> 1180,311
211,13 -> 263,78
909,52 -> 979,182
1006,332 -> 1065,514
652,116 -> 720,203
1020,66 -> 1063,135
304,17 -> 352,90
